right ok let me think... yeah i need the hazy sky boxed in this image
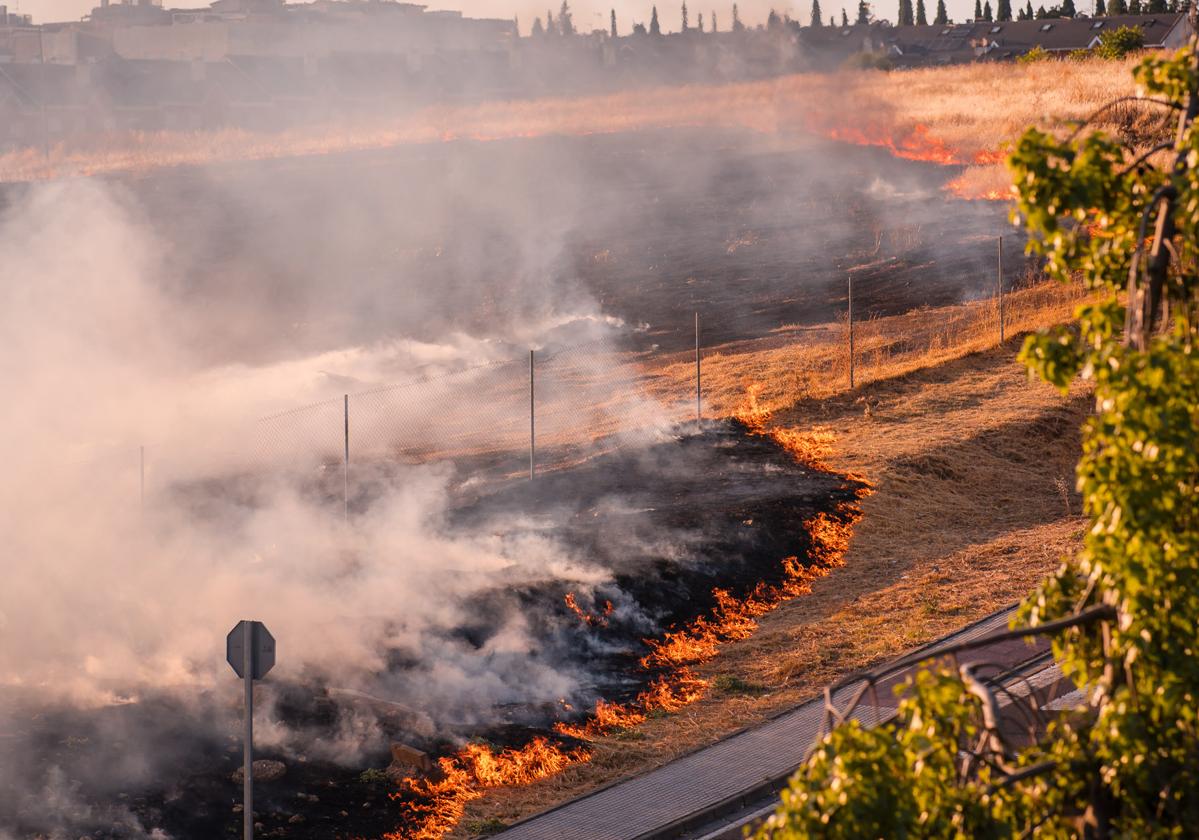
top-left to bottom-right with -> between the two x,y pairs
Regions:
23,0 -> 986,33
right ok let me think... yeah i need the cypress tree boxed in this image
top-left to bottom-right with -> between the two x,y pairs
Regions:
1024,0 -> 1034,17
712,10 -> 719,29
983,0 -> 993,18
842,7 -> 850,23
1095,0 -> 1105,12
682,0 -> 689,29
1148,0 -> 1168,11
916,0 -> 928,23
1060,0 -> 1074,15
856,0 -> 871,22
767,8 -> 782,27
611,8 -> 618,35
559,0 -> 574,34
901,0 -> 914,24
811,0 -> 824,25
650,4 -> 661,32
1129,0 -> 1141,13
997,0 -> 1011,18
1109,0 -> 1127,13
532,15 -> 544,34
546,9 -> 554,34
974,0 -> 982,18
732,2 -> 744,29
698,11 -> 705,29
934,0 -> 948,22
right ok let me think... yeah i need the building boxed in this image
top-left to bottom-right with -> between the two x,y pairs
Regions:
837,13 -> 1194,66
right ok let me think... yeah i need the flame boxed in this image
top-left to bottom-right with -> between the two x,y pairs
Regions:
392,390 -> 865,837
389,737 -> 588,840
3,74 -> 1010,188
564,592 -> 614,627
817,120 -> 959,166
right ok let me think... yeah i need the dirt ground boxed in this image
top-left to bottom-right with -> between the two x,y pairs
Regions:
452,337 -> 1089,836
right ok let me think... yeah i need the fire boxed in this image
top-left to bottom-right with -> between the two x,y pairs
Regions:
389,737 -> 589,840
816,120 -> 959,166
3,73 -> 1010,188
564,592 -> 614,627
943,166 -> 1014,202
394,386 -> 865,838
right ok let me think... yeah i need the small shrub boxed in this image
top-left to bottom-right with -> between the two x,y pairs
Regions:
844,51 -> 894,70
1017,45 -> 1051,63
464,817 -> 508,835
1094,24 -> 1143,59
713,674 -> 769,694
357,768 -> 389,785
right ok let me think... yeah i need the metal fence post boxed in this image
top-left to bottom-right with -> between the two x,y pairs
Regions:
998,235 -> 1005,344
848,275 -> 855,390
529,350 -> 535,481
343,395 -> 349,522
695,312 -> 701,426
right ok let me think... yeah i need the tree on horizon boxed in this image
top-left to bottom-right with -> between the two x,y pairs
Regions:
898,0 -> 914,26
545,9 -> 555,34
698,11 -> 705,30
811,0 -> 824,25
732,2 -> 745,30
934,0 -> 948,23
974,0 -> 982,19
856,0 -> 871,22
682,0 -> 689,30
983,0 -> 993,19
1095,0 -> 1106,13
996,0 -> 1012,20
610,8 -> 617,35
1148,0 -> 1169,12
916,0 -> 928,24
650,4 -> 662,32
531,15 -> 544,34
712,9 -> 719,29
559,0 -> 575,34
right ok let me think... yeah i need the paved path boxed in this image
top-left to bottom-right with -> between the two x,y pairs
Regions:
494,606 -> 1047,840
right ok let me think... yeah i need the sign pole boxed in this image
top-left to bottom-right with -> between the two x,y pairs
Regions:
227,620 -> 273,840
243,623 -> 254,840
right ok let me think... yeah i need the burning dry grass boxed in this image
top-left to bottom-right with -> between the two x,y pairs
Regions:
387,504 -> 856,837
0,57 -> 1146,185
440,307 -> 1090,835
390,493 -> 859,838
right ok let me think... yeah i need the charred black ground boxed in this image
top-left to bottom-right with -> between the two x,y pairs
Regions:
2,421 -> 858,840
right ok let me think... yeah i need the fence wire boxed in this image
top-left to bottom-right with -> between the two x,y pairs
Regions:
141,263 -> 1084,496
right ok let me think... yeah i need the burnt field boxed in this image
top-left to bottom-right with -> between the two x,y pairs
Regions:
0,126 -> 1019,367
1,121 -> 1005,839
1,421 -> 860,839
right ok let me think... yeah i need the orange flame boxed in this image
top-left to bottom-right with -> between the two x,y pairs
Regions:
392,391 -> 865,838
388,737 -> 589,840
564,592 -> 614,627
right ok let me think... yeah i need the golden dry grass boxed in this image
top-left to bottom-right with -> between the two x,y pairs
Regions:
0,56 -> 1146,183
646,275 -> 1088,420
441,289 -> 1092,836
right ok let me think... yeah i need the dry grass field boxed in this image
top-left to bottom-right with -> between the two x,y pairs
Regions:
0,55 -> 1148,183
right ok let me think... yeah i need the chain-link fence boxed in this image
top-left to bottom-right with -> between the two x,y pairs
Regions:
236,265 -> 1085,496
